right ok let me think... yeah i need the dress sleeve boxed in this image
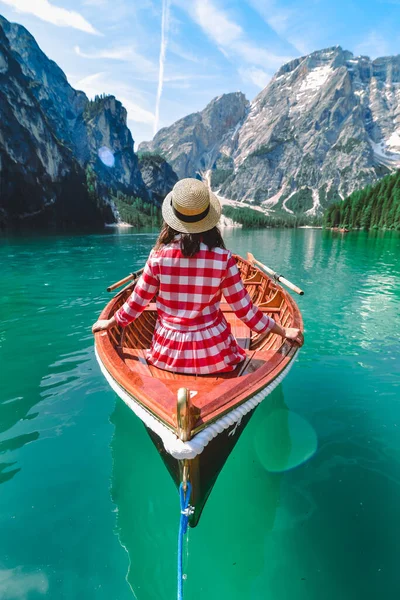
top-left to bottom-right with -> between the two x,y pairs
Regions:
114,257 -> 159,327
221,253 -> 275,334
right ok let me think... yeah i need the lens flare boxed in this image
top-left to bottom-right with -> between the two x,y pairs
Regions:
254,409 -> 318,472
98,146 -> 115,167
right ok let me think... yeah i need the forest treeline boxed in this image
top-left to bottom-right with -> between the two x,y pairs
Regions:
323,169 -> 400,230
112,191 -> 162,228
86,166 -> 161,228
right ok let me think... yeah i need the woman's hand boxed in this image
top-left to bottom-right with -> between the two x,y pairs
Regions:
92,317 -> 117,334
283,327 -> 304,346
270,321 -> 304,346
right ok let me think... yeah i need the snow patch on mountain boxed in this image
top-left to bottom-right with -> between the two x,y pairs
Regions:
387,130 -> 400,150
305,189 -> 321,216
262,187 -> 286,208
371,139 -> 400,167
298,65 -> 333,95
282,191 -> 296,214
217,193 -> 269,214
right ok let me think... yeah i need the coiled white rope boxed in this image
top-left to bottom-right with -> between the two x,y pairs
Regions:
95,345 -> 297,460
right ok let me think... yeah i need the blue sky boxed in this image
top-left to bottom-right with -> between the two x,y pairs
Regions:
1,0 -> 400,146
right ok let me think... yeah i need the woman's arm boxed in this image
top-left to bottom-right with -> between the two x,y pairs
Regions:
92,258 -> 159,333
221,254 -> 302,343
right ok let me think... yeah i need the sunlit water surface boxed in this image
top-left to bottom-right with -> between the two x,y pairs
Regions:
0,228 -> 399,599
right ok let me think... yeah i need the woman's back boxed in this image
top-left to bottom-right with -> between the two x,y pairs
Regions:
150,240 -> 231,328
113,238 -> 275,374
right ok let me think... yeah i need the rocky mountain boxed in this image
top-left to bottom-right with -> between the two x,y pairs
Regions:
139,92 -> 249,180
138,153 -> 178,204
0,14 -> 149,230
140,46 -> 400,218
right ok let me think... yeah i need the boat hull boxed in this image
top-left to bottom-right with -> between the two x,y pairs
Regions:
145,408 -> 256,527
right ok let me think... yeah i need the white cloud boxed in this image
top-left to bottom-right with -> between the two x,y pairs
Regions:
268,11 -> 292,35
235,40 -> 292,69
74,45 -> 130,60
120,97 -> 155,126
75,72 -> 155,125
75,71 -> 106,89
247,0 -> 311,55
248,0 -> 292,36
285,37 -> 312,56
186,0 -> 293,74
355,31 -> 390,58
162,73 -> 218,89
168,40 -> 203,64
194,0 -> 242,46
0,0 -> 101,35
239,66 -> 271,89
74,45 -> 157,74
164,81 -> 191,89
73,48 -> 209,88
84,0 -> 107,5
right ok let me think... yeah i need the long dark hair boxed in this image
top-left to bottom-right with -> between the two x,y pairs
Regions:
154,221 -> 226,257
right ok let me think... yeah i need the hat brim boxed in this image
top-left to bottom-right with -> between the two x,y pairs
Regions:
162,189 -> 222,234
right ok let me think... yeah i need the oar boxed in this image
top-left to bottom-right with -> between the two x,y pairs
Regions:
247,253 -> 304,296
107,268 -> 144,292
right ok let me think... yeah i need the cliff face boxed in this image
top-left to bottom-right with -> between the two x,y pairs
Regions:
83,96 -> 147,200
141,47 -> 400,216
0,22 -> 100,228
138,154 -> 178,204
0,15 -> 147,230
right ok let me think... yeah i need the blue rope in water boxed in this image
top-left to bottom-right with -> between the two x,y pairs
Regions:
177,482 -> 192,600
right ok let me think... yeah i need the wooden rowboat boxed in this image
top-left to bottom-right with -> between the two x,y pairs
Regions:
95,253 -> 304,527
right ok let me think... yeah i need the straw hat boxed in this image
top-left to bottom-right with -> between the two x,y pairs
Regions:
162,178 -> 221,234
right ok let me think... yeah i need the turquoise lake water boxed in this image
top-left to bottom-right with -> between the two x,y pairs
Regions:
0,228 -> 399,599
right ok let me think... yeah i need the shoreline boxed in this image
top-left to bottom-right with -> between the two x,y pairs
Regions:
105,221 -> 134,228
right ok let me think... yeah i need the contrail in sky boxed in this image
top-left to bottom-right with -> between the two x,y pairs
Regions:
154,0 -> 171,135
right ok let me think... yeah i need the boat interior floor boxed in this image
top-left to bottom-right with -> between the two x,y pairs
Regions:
117,309 -> 286,383
118,346 -> 278,381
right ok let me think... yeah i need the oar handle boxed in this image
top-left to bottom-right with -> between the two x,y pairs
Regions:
107,268 -> 144,292
247,253 -> 304,295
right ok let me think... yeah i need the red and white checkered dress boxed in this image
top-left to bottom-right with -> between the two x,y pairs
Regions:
114,241 -> 275,374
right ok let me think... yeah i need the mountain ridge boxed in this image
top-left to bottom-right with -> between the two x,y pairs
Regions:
140,45 -> 400,218
2,12 -> 399,229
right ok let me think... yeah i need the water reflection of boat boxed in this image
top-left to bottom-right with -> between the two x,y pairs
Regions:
96,254 -> 303,527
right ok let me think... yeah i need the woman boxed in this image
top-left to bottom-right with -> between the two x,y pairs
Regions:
92,178 -> 302,374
